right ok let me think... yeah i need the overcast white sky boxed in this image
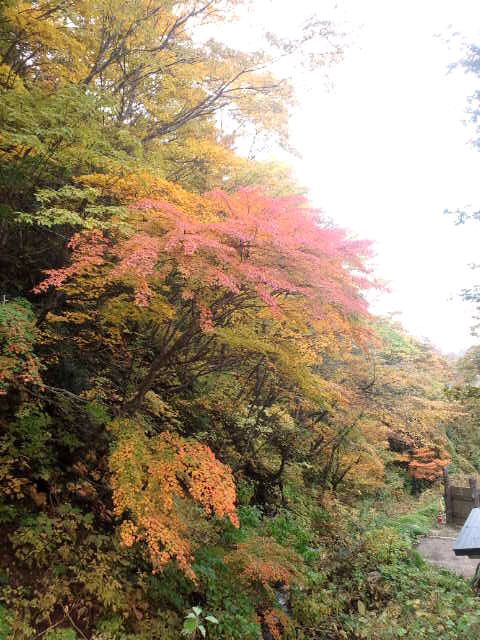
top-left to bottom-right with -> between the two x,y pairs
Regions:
227,0 -> 480,354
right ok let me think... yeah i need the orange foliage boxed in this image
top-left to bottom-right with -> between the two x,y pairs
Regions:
109,420 -> 238,578
263,609 -> 291,640
227,536 -> 301,587
395,447 -> 451,481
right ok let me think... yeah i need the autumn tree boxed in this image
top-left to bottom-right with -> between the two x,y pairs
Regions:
29,174 -> 375,515
33,176 -> 373,406
110,418 -> 238,577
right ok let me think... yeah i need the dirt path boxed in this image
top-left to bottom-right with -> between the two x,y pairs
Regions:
417,526 -> 479,578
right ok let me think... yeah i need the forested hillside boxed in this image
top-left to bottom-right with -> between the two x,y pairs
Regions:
2,2 -> 480,639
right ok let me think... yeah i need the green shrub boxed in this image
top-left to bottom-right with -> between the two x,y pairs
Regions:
363,527 -> 410,565
0,606 -> 11,640
45,630 -> 77,640
192,547 -> 261,640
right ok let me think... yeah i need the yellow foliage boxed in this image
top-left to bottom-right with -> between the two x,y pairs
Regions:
77,173 -> 218,221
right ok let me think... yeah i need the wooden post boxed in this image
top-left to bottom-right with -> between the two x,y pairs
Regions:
470,477 -> 480,508
444,467 -> 453,524
472,563 -> 480,591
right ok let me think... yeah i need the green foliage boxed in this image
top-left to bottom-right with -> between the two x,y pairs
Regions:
0,84 -> 132,196
287,498 -> 480,639
363,527 -> 410,564
182,606 -> 219,638
8,408 -> 53,479
360,493 -> 440,541
0,503 -> 17,524
342,561 -> 480,639
0,605 -> 11,640
389,500 -> 439,540
375,318 -> 419,362
0,298 -> 41,395
236,479 -> 256,506
265,510 -> 314,556
18,185 -> 126,231
1,505 -> 139,635
44,630 -> 77,640
11,506 -> 93,569
192,547 -> 261,640
85,401 -> 110,427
